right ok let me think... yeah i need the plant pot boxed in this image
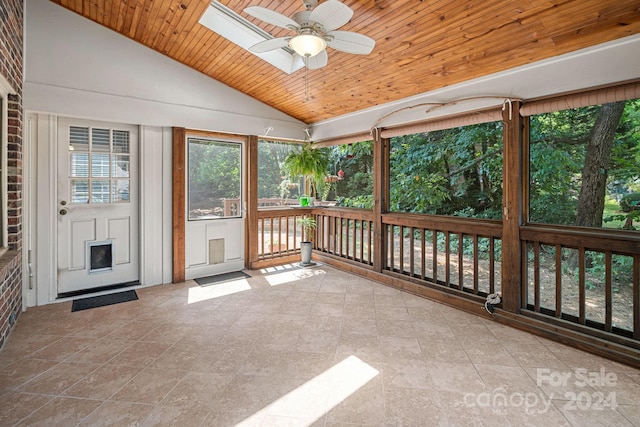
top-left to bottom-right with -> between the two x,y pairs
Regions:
300,241 -> 314,266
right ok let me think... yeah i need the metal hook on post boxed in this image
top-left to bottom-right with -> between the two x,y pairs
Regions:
502,98 -> 513,121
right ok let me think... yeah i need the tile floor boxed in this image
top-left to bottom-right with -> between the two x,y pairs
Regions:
1,263 -> 639,426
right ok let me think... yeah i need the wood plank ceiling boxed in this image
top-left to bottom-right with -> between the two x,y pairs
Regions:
51,0 -> 640,124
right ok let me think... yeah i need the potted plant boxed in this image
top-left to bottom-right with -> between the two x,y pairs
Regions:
297,215 -> 317,266
282,143 -> 329,202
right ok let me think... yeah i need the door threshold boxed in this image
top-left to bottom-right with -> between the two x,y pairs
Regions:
57,281 -> 140,299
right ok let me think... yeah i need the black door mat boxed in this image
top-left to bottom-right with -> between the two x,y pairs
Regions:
195,271 -> 251,287
72,290 -> 138,312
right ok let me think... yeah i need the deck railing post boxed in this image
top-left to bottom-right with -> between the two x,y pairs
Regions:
373,133 -> 389,272
247,135 -> 259,268
502,100 -> 524,313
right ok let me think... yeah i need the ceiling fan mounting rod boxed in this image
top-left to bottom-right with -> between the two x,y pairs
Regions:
302,0 -> 319,10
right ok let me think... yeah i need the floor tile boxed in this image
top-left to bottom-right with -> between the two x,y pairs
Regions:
17,396 -> 102,427
1,264 -> 638,427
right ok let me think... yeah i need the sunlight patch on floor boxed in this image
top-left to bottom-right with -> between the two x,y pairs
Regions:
237,355 -> 379,426
187,279 -> 251,304
263,268 -> 326,287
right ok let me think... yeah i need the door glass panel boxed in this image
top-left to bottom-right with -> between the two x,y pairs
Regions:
91,180 -> 110,203
71,180 -> 89,203
91,154 -> 110,177
112,180 -> 130,203
112,155 -> 130,178
188,138 -> 242,220
71,153 -> 89,177
68,127 -> 131,204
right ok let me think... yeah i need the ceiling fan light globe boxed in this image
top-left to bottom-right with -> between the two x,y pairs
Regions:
289,34 -> 326,57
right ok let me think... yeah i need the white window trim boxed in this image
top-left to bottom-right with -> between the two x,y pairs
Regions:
0,73 -> 14,252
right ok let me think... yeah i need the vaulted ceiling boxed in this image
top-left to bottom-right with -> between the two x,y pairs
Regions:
51,0 -> 640,124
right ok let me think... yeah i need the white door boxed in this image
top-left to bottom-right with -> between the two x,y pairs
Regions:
57,118 -> 139,295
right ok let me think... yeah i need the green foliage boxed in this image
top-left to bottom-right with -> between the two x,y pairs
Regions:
296,216 -> 317,241
327,141 -> 373,204
258,140 -> 302,199
529,101 -> 640,228
620,192 -> 640,212
188,139 -> 240,212
335,195 -> 373,209
389,122 -> 503,218
282,144 -> 329,197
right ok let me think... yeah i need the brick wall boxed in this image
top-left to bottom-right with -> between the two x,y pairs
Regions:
0,0 -> 23,349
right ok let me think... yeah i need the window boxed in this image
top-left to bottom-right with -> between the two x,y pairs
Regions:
188,137 -> 242,220
258,139 -> 302,207
68,126 -> 131,204
328,140 -> 373,209
389,121 -> 504,218
529,99 -> 640,230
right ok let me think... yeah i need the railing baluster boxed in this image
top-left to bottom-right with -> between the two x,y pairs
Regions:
285,216 -> 290,252
421,228 -> 426,280
473,235 -> 479,294
605,251 -> 612,332
353,219 -> 357,260
458,233 -> 464,289
555,244 -> 562,318
399,226 -> 405,274
389,225 -> 395,272
534,241 -> 540,313
277,216 -> 282,253
445,232 -> 451,287
578,247 -> 586,324
260,218 -> 266,257
338,217 -> 342,255
432,230 -> 438,284
359,220 -> 364,262
331,216 -> 340,256
634,254 -> 640,340
369,221 -> 373,265
489,237 -> 495,294
268,217 -> 274,257
409,227 -> 415,277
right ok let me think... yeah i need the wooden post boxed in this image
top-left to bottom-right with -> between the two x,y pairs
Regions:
373,132 -> 389,272
247,135 -> 259,269
501,101 -> 524,312
172,127 -> 186,283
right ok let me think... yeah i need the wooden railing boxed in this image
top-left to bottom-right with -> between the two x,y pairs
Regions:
521,225 -> 640,342
313,207 -> 375,266
253,207 -> 640,349
382,213 -> 502,297
256,208 -> 309,259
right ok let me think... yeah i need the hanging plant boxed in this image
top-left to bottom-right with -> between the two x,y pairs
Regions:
281,143 -> 329,197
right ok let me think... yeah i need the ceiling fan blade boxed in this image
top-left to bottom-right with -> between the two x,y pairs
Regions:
326,31 -> 375,54
244,6 -> 299,30
309,0 -> 353,32
249,37 -> 290,53
305,50 -> 328,69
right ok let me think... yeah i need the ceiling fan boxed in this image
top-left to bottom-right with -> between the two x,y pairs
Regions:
244,0 -> 375,69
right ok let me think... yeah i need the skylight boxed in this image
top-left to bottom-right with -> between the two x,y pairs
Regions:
199,1 -> 304,74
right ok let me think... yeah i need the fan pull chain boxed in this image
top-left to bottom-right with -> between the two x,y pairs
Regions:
304,55 -> 309,101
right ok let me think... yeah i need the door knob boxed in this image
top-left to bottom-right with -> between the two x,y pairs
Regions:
59,208 -> 68,216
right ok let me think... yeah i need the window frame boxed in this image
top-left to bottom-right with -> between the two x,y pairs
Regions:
187,136 -> 243,221
0,74 -> 13,251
